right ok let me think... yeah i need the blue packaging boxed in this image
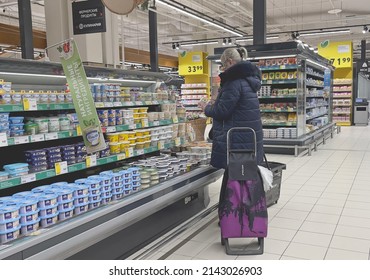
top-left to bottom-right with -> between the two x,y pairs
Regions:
10,130 -> 24,137
89,199 -> 101,210
45,147 -> 61,154
12,191 -> 34,199
75,142 -> 86,153
50,182 -> 68,188
57,199 -> 74,211
75,178 -> 87,185
69,184 -> 89,197
37,193 -> 58,208
127,167 -> 140,175
25,149 -> 47,158
47,153 -> 62,160
0,122 -> 9,130
60,145 -> 75,152
20,211 -> 39,224
8,117 -> 24,124
3,163 -> 29,172
9,123 -> 24,131
74,195 -> 89,206
99,175 -> 112,186
32,185 -> 51,193
89,188 -> 101,196
0,113 -> 9,122
100,185 -> 111,192
87,175 -> 103,185
84,179 -> 100,190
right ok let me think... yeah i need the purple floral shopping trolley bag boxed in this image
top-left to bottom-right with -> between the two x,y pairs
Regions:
218,127 -> 268,255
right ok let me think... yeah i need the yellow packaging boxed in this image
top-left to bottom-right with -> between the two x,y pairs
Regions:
143,141 -> 151,149
132,108 -> 140,113
138,107 -> 148,113
127,131 -> 136,138
280,72 -> 288,79
120,141 -> 130,150
118,132 -> 129,142
136,142 -> 144,149
136,136 -> 145,143
109,142 -> 121,154
135,130 -> 144,137
128,138 -> 136,144
106,133 -> 119,143
268,72 -> 275,80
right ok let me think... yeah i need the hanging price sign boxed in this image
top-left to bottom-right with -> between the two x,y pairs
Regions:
178,51 -> 206,76
23,98 -> 37,111
55,161 -> 68,175
318,40 -> 353,69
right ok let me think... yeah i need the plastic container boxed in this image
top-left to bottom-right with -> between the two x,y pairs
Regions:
101,185 -> 111,192
59,117 -> 70,131
58,207 -> 74,221
109,142 -> 121,154
101,197 -> 112,205
0,217 -> 20,231
89,188 -> 101,196
0,205 -> 20,222
74,203 -> 89,215
111,193 -> 124,201
89,199 -> 101,210
31,185 -> 52,194
0,226 -> 21,243
84,179 -> 100,190
40,212 -> 58,228
3,163 -> 28,173
132,174 -> 141,181
74,195 -> 89,206
119,170 -> 132,179
106,133 -> 119,143
37,193 -> 58,208
18,198 -> 38,214
39,205 -> 58,217
0,171 -> 9,181
127,167 -> 140,175
20,218 -> 40,235
57,198 -> 74,211
35,118 -> 49,133
9,117 -> 24,124
19,209 -> 39,224
89,194 -> 101,203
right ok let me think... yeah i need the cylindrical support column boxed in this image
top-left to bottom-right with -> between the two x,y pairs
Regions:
361,39 -> 366,61
149,4 -> 159,72
17,0 -> 34,59
253,0 -> 266,45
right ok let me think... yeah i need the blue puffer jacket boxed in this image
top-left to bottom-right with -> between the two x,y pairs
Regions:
204,61 -> 264,169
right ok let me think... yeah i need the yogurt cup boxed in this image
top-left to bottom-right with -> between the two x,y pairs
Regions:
89,194 -> 101,202
52,188 -> 74,202
37,193 -> 58,208
74,203 -> 89,215
12,191 -> 34,199
89,200 -> 101,210
40,212 -> 58,228
87,175 -> 104,186
119,170 -> 132,179
20,218 -> 40,235
0,217 -> 20,231
100,185 -> 111,192
70,184 -> 89,197
74,195 -> 89,206
18,198 -> 39,214
111,193 -> 124,201
0,226 -> 21,244
89,188 -> 101,196
84,179 -> 101,190
20,210 -> 39,224
101,197 -> 112,205
101,191 -> 112,198
0,205 -> 20,221
39,205 -> 58,217
57,200 -> 74,211
58,207 -> 74,221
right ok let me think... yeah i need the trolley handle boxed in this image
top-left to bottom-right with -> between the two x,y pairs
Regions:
226,127 -> 257,163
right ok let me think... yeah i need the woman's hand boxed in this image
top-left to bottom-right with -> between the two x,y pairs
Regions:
198,100 -> 208,111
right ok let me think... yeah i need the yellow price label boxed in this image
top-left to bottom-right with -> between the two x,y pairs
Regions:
23,98 -> 37,111
178,51 -> 206,76
55,161 -> 68,175
318,41 -> 353,69
172,116 -> 179,124
175,137 -> 181,146
76,125 -> 82,136
117,153 -> 125,161
86,155 -> 97,168
125,147 -> 134,158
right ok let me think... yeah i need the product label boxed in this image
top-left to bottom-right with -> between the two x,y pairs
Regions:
21,174 -> 36,184
175,137 -> 181,146
158,141 -> 165,150
117,153 -> 125,161
45,132 -> 58,140
106,126 -> 117,133
55,161 -> 68,175
76,125 -> 82,136
136,149 -> 144,156
172,116 -> 179,124
30,134 -> 45,143
14,136 -> 30,145
86,154 -> 97,167
23,98 -> 37,111
0,132 -> 8,147
125,147 -> 134,158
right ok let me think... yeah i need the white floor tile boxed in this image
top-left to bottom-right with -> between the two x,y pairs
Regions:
165,254 -> 193,260
338,216 -> 370,229
342,208 -> 370,219
311,205 -> 343,215
280,256 -> 306,260
283,242 -> 327,260
347,194 -> 370,203
267,227 -> 297,242
195,243 -> 238,260
264,238 -> 290,255
344,200 -> 370,211
283,201 -> 315,212
292,231 -> 332,247
269,217 -> 304,230
171,240 -> 211,258
330,235 -> 370,254
300,221 -> 337,235
335,225 -> 370,241
236,253 -> 281,260
289,196 -> 319,204
316,198 -> 346,207
320,193 -> 348,201
306,212 -> 340,225
295,190 -> 323,198
325,248 -> 369,260
276,209 -> 309,222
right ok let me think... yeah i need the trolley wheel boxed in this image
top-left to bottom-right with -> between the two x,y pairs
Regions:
221,236 -> 225,246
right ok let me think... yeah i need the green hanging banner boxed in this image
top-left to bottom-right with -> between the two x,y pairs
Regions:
57,39 -> 106,154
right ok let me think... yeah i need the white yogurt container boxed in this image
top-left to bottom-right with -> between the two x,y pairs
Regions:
132,180 -> 141,187
123,183 -> 132,190
112,181 -> 123,188
89,188 -> 101,196
123,189 -> 132,196
70,184 -> 89,198
132,175 -> 141,181
122,178 -> 132,185
20,210 -> 39,224
58,207 -> 74,221
100,175 -> 113,186
0,217 -> 20,231
39,205 -> 58,217
111,193 -> 124,201
87,175 -> 104,186
74,203 -> 89,215
131,185 -> 140,192
0,226 -> 21,244
37,193 -> 58,208
101,197 -> 112,205
127,167 -> 140,175
20,218 -> 40,235
32,185 -> 52,194
12,191 -> 34,199
0,205 -> 20,221
89,199 -> 101,210
112,172 -> 123,183
57,200 -> 74,211
53,188 -> 74,202
84,179 -> 101,190
74,195 -> 89,206
88,194 -> 101,202
100,185 -> 111,192
119,170 -> 132,179
112,187 -> 123,195
101,191 -> 112,198
40,212 -> 58,228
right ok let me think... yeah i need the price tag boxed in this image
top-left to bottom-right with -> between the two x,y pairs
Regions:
146,101 -> 152,105
23,98 -> 37,111
106,126 -> 117,133
275,108 -> 281,112
267,80 -> 273,84
153,120 -> 160,126
172,116 -> 179,123
76,125 -> 82,136
55,161 -> 68,175
125,147 -> 134,158
141,119 -> 149,127
152,100 -> 159,105
45,132 -> 58,140
95,102 -> 105,108
136,101 -> 143,105
125,101 -> 134,106
0,132 -> 8,147
86,154 -> 97,168
104,102 -> 114,107
129,124 -> 136,130
117,153 -> 126,161
21,173 -> 36,184
157,141 -> 165,150
175,137 -> 181,146
113,102 -> 122,107
30,134 -> 45,143
14,136 -> 29,145
318,41 -> 353,69
280,65 -> 286,69
136,149 -> 144,155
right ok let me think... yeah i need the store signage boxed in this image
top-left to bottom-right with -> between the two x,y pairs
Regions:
356,59 -> 370,79
318,40 -> 353,69
55,161 -> 68,175
178,51 -> 206,76
23,98 -> 37,111
86,155 -> 97,168
72,0 -> 106,35
58,39 -> 106,154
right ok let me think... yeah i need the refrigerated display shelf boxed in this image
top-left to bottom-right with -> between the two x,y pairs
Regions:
0,137 -> 186,190
260,109 -> 296,113
306,112 -> 328,121
306,72 -> 324,79
332,112 -> 351,115
258,95 -> 297,99
259,65 -> 298,71
262,79 -> 297,85
306,84 -> 324,88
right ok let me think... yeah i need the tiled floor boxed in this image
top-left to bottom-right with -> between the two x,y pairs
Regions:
129,126 -> 370,260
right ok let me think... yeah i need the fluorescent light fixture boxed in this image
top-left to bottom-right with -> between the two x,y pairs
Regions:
300,29 -> 350,37
156,0 -> 243,37
235,36 -> 279,43
181,41 -> 219,47
0,72 -> 157,84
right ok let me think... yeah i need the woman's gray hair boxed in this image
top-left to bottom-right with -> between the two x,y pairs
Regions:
220,47 -> 248,64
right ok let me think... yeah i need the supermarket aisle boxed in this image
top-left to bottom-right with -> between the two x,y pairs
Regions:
129,126 -> 370,260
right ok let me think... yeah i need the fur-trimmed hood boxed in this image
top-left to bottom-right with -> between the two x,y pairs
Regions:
219,61 -> 262,92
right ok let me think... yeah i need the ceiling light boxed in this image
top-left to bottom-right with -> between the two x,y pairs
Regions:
363,26 -> 368,34
300,29 -> 350,37
172,43 -> 176,50
228,38 -> 232,45
328,8 -> 342,14
235,36 -> 279,43
222,38 -> 227,45
181,41 -> 219,47
156,0 -> 244,37
176,43 -> 180,50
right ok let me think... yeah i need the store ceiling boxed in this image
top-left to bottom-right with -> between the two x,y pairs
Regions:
0,0 -> 370,59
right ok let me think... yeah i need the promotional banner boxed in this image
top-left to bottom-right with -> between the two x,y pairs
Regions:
57,39 -> 106,154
